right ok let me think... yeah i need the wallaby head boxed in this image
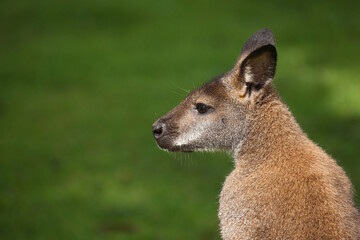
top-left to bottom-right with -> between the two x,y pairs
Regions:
152,28 -> 360,239
152,28 -> 278,154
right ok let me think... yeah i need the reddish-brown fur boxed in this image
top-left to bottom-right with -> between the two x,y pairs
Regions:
219,85 -> 360,239
153,29 -> 360,239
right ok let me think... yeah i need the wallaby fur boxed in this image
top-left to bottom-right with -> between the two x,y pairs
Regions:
152,29 -> 360,239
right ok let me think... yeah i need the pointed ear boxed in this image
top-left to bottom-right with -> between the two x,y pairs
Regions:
236,28 -> 277,88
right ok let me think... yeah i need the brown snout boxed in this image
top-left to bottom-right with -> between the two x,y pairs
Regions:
152,118 -> 176,151
152,122 -> 166,139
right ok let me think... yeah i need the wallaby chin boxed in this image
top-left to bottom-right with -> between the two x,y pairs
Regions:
160,144 -> 195,153
152,28 -> 360,239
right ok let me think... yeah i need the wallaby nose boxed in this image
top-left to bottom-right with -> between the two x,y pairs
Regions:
153,123 -> 165,139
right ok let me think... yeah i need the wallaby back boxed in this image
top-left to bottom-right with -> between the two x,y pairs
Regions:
153,29 -> 360,239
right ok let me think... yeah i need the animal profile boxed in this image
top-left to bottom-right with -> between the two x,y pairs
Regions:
153,29 -> 360,239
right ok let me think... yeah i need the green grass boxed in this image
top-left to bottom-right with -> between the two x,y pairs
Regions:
0,0 -> 360,239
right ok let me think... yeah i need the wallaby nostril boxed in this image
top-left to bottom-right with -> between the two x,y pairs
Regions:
153,126 -> 162,136
153,124 -> 165,138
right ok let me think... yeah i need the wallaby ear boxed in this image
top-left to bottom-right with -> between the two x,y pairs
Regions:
236,28 -> 277,88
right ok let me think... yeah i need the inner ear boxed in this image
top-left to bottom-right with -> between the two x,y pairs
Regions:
239,45 -> 277,88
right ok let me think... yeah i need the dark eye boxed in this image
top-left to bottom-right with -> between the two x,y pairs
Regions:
195,103 -> 212,114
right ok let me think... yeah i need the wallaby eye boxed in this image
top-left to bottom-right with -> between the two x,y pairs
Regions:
195,103 -> 212,114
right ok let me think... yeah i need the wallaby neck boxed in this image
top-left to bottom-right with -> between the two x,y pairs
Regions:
233,91 -> 308,168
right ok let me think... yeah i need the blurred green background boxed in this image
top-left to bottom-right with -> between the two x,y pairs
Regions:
1,0 -> 359,239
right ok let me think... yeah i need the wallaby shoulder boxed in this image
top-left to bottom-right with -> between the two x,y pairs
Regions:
219,95 -> 360,239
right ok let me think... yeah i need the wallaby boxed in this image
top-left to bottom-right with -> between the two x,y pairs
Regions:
152,29 -> 360,239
